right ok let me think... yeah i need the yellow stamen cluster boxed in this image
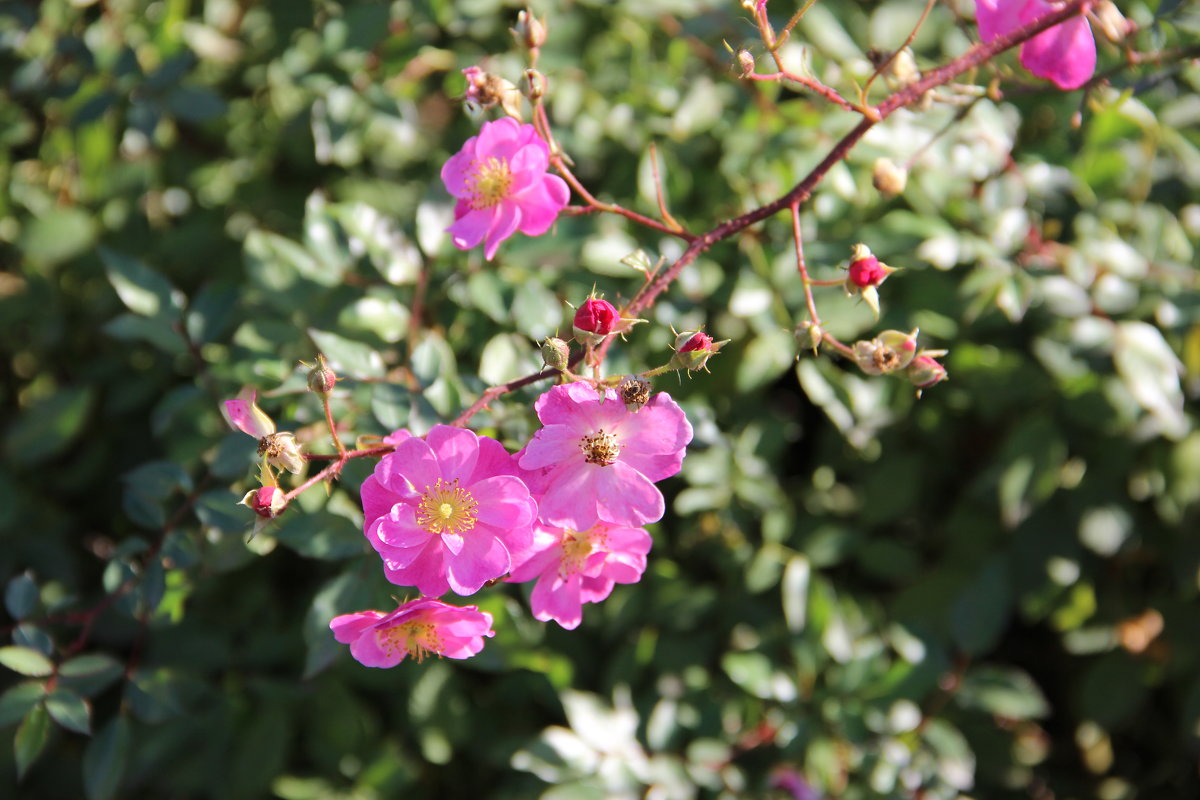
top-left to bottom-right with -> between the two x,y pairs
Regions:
379,622 -> 441,662
416,479 -> 479,536
467,156 -> 514,210
580,429 -> 620,466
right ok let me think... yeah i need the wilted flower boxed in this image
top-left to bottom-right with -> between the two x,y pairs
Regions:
330,597 -> 495,667
509,522 -> 651,630
223,388 -> 275,439
618,375 -> 651,412
852,329 -> 920,376
975,0 -> 1096,90
461,66 -> 523,118
360,425 -> 537,597
518,383 -> 692,530
441,118 -> 570,260
258,432 -> 304,474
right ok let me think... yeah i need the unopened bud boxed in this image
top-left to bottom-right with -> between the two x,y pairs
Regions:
541,337 -> 570,371
669,330 -> 729,372
872,158 -> 907,196
240,485 -> 287,519
890,48 -> 920,87
307,354 -> 337,395
907,352 -> 945,391
618,375 -> 652,412
573,297 -> 619,346
846,243 -> 892,289
258,432 -> 304,474
512,8 -> 547,50
795,321 -> 823,354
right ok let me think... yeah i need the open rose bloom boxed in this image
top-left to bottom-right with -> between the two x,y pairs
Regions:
518,383 -> 693,530
441,117 -> 569,260
330,597 -> 494,667
976,0 -> 1096,90
509,522 -> 652,630
361,425 -> 537,596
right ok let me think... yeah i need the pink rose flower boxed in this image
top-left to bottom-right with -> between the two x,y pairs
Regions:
330,597 -> 494,667
441,117 -> 570,260
518,383 -> 693,530
509,522 -> 652,630
361,425 -> 537,596
976,0 -> 1096,90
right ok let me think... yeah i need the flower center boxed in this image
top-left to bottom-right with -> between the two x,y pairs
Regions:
560,529 -> 594,578
873,347 -> 900,372
580,429 -> 620,466
379,621 -> 441,663
467,156 -> 513,210
416,479 -> 479,535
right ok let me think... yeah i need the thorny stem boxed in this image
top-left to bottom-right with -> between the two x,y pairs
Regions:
861,0 -> 938,102
751,1 -> 858,113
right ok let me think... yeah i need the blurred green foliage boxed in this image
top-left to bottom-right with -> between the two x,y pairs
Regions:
1,0 -> 1199,798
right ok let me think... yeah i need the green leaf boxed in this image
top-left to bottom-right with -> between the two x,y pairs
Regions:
951,557 -> 1012,656
371,383 -> 410,431
14,702 -> 50,779
510,281 -> 562,340
3,385 -> 95,466
0,646 -> 55,677
304,570 -> 372,678
46,689 -> 91,734
84,715 -> 131,800
0,682 -> 47,727
5,572 -> 38,620
274,511 -> 365,561
59,654 -> 125,697
19,207 -> 97,266
125,669 -> 183,724
308,329 -> 384,379
100,247 -> 183,320
957,666 -> 1050,720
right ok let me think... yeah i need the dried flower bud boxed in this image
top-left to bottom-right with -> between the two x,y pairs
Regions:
512,8 -> 547,50
461,66 -> 523,119
240,485 -> 287,519
890,48 -> 920,87
872,158 -> 907,196
258,432 -> 305,474
737,50 -> 756,77
541,337 -> 570,371
852,329 -> 919,376
618,375 -> 652,412
307,354 -> 337,396
669,330 -> 729,372
573,297 -> 619,346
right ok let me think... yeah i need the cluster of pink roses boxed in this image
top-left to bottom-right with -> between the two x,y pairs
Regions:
330,382 -> 693,667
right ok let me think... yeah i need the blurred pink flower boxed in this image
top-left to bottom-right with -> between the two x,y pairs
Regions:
509,522 -> 651,629
976,0 -> 1096,90
361,425 -> 537,596
441,117 -> 569,260
330,597 -> 494,667
518,383 -> 692,530
223,387 -> 275,439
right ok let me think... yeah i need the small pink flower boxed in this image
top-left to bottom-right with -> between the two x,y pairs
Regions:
976,0 -> 1096,90
223,388 -> 275,439
509,522 -> 651,630
330,597 -> 494,667
518,383 -> 692,530
361,425 -> 537,597
441,118 -> 569,260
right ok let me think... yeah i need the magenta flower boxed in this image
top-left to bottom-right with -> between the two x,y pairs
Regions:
976,0 -> 1096,90
509,522 -> 651,630
330,597 -> 494,667
518,383 -> 692,530
361,425 -> 537,596
441,117 -> 569,260
223,387 -> 275,439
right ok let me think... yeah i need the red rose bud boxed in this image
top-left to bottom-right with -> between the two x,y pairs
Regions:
669,330 -> 729,372
573,297 -> 619,346
241,486 -> 287,519
848,254 -> 887,288
907,353 -> 948,390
